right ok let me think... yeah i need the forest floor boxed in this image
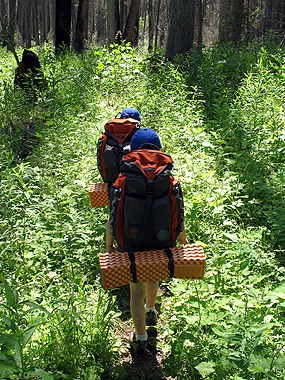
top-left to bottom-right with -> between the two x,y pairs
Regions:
112,286 -> 176,380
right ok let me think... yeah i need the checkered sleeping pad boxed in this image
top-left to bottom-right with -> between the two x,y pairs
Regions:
89,183 -> 109,207
99,244 -> 206,290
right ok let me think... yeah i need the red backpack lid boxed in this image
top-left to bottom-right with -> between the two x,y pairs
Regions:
123,149 -> 173,180
104,118 -> 140,144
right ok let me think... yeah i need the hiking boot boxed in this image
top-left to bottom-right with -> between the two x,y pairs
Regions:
146,309 -> 158,326
131,333 -> 148,357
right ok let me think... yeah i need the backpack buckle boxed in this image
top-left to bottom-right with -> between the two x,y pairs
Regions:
146,180 -> 154,194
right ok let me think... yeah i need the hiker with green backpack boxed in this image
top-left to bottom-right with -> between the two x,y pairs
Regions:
106,127 -> 186,357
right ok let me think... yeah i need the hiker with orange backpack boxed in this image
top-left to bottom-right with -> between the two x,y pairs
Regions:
106,128 -> 186,356
97,107 -> 142,253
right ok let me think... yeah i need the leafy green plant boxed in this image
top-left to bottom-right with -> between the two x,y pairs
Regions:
0,276 -> 52,379
0,39 -> 284,379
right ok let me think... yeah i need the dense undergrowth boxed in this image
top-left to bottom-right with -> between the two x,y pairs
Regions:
0,38 -> 284,379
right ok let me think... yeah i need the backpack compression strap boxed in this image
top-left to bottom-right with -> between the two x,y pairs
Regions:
128,251 -> 138,283
126,248 -> 175,282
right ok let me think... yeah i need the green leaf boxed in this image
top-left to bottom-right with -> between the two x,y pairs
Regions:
22,325 -> 38,347
13,341 -> 23,369
0,363 -> 15,377
195,361 -> 215,378
0,333 -> 17,347
274,356 -> 285,371
2,279 -> 17,308
34,368 -> 54,380
22,300 -> 51,314
249,355 -> 271,374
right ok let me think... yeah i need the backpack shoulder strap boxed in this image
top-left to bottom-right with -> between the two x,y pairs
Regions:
109,174 -> 127,249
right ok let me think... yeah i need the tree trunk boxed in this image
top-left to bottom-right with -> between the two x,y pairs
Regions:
39,0 -> 50,44
194,0 -> 202,46
265,0 -> 285,34
123,0 -> 141,44
75,0 -> 89,52
107,0 -> 120,43
55,0 -> 72,52
219,0 -> 244,45
165,0 -> 196,60
96,0 -> 107,44
154,0 -> 161,50
148,0 -> 154,51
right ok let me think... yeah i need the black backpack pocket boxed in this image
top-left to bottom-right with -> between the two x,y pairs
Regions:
123,195 -> 148,251
151,196 -> 172,248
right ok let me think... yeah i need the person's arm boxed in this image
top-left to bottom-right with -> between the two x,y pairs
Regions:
106,218 -> 115,253
177,228 -> 187,245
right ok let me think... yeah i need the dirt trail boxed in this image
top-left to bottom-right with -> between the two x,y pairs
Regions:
112,286 -> 177,380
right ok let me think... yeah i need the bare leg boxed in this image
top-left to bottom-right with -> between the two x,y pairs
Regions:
146,281 -> 159,308
130,282 -> 147,335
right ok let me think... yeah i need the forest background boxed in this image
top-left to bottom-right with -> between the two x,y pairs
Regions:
0,1 -> 285,380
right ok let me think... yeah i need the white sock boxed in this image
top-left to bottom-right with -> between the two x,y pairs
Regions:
145,306 -> 156,313
136,332 -> 148,341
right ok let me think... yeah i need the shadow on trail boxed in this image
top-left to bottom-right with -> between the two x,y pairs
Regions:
111,286 -> 173,380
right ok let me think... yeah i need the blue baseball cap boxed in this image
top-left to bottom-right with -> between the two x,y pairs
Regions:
120,107 -> 141,122
130,128 -> 162,151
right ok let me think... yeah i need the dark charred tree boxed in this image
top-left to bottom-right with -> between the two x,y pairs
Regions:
96,0 -> 107,43
194,0 -> 203,46
120,0 -> 128,33
166,0 -> 196,60
123,0 -> 141,44
219,0 -> 245,45
0,0 -> 18,58
107,0 -> 120,43
21,0 -> 32,47
159,0 -> 169,48
74,0 -> 89,52
148,0 -> 154,50
265,0 -> 285,34
154,0 -> 162,50
39,0 -> 51,44
55,0 -> 72,52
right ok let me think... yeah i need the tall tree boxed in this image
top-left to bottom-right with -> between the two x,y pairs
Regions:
123,0 -> 141,44
165,0 -> 196,60
55,0 -> 72,52
154,0 -> 162,50
148,0 -> 154,50
96,0 -> 107,43
107,0 -> 120,43
194,0 -> 202,46
74,0 -> 89,52
219,0 -> 244,44
265,0 -> 285,34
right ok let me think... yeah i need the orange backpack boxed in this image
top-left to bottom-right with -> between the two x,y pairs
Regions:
97,118 -> 140,183
109,149 -> 184,252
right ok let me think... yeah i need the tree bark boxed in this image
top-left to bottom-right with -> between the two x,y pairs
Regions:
107,0 -> 120,44
75,0 -> 89,52
148,0 -> 154,50
265,0 -> 285,34
194,0 -> 203,46
154,0 -> 161,50
165,0 -> 196,60
219,0 -> 244,45
55,0 -> 72,52
123,0 -> 141,44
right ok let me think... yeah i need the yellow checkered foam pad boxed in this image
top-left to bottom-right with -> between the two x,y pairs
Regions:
89,183 -> 109,208
99,244 -> 206,290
